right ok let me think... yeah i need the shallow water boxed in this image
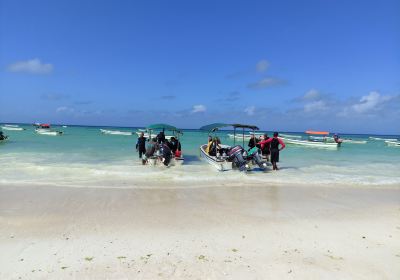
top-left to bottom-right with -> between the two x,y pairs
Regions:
1,124 -> 399,188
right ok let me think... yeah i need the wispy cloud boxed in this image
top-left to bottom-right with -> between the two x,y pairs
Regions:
56,106 -> 75,113
74,100 -> 93,105
244,106 -> 256,116
225,91 -> 241,102
247,77 -> 285,90
191,104 -> 206,113
256,59 -> 269,73
7,58 -> 53,74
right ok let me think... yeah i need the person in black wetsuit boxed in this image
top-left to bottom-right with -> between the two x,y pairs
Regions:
260,134 -> 271,161
0,131 -> 7,141
136,132 -> 147,162
156,131 -> 166,144
248,134 -> 259,150
168,137 -> 182,154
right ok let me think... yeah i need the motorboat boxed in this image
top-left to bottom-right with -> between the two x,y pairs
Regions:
141,123 -> 184,166
341,139 -> 367,144
281,130 -> 340,149
199,123 -> 267,171
385,140 -> 400,147
227,132 -> 264,139
1,124 -> 25,131
100,129 -> 133,136
281,137 -> 339,149
35,124 -> 63,136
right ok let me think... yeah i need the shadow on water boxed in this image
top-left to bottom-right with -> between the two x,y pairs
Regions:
183,155 -> 201,164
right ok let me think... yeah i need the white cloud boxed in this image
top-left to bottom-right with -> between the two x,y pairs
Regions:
191,104 -> 206,113
7,58 -> 53,74
303,89 -> 321,101
56,106 -> 74,113
304,100 -> 328,112
352,91 -> 391,113
244,106 -> 256,116
247,77 -> 284,89
256,59 -> 269,72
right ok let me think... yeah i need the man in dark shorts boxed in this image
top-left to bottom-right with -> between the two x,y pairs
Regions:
258,132 -> 285,170
136,132 -> 147,160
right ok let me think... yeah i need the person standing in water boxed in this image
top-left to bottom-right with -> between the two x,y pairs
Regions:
136,132 -> 147,160
258,132 -> 285,170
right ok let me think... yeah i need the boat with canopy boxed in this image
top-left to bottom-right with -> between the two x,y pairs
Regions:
199,123 -> 267,171
35,124 -> 63,136
281,130 -> 339,148
142,123 -> 184,166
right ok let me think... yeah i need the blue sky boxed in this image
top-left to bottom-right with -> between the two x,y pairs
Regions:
1,0 -> 399,134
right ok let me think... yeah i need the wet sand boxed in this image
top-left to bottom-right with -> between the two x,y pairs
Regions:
0,184 -> 399,279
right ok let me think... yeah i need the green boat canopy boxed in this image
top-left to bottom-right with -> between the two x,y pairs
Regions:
146,123 -> 181,133
200,123 -> 259,132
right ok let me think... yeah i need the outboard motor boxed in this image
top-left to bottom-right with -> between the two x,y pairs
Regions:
247,147 -> 267,169
160,143 -> 172,166
227,145 -> 248,171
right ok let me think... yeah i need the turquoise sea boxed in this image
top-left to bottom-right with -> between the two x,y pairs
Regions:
1,124 -> 399,188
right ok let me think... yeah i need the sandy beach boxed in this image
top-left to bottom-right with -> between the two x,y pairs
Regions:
0,183 -> 399,280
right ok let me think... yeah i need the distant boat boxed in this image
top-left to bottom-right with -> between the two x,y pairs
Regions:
35,124 -> 63,136
281,130 -> 339,149
100,129 -> 133,136
341,139 -> 367,144
1,124 -> 25,131
282,137 -> 339,149
385,140 -> 400,147
62,125 -> 68,128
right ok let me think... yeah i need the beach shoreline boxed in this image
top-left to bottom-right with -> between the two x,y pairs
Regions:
0,183 -> 399,279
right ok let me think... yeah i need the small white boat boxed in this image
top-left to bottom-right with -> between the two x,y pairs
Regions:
385,140 -> 400,147
35,129 -> 63,136
62,125 -> 68,128
1,125 -> 25,131
279,133 -> 302,139
100,129 -> 133,136
282,137 -> 339,149
200,144 -> 233,171
341,139 -> 367,144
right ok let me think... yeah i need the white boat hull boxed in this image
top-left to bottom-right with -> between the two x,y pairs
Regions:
282,138 -> 338,149
101,129 -> 133,136
200,144 -> 232,171
35,129 -> 62,136
279,133 -> 302,139
1,126 -> 25,131
342,139 -> 367,144
385,140 -> 400,147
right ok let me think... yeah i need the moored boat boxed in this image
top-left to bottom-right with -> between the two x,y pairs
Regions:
1,124 -> 25,131
200,123 -> 267,172
385,140 -> 400,147
281,137 -> 339,148
141,123 -> 184,166
100,129 -> 133,136
35,124 -> 63,136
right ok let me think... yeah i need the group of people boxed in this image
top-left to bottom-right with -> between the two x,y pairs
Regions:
205,132 -> 285,171
136,131 -> 182,166
248,132 -> 285,170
